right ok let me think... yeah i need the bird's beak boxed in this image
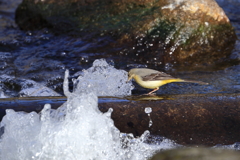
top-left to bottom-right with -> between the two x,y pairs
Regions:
127,75 -> 133,83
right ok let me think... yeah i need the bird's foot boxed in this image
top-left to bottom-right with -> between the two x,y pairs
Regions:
144,93 -> 156,96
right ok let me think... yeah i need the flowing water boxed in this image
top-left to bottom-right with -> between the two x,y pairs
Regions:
0,66 -> 178,160
0,0 -> 239,97
0,0 -> 240,159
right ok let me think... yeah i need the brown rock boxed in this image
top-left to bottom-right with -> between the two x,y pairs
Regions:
150,147 -> 240,160
15,0 -> 236,69
99,94 -> 240,146
0,93 -> 239,146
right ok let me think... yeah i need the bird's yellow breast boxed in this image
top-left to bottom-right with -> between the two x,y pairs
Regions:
133,75 -> 182,89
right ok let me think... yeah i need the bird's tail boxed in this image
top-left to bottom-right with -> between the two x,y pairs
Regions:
180,79 -> 209,85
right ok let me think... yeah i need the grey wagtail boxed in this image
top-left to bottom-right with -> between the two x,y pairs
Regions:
127,68 -> 208,95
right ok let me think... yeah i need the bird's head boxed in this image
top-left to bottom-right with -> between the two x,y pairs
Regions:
127,69 -> 137,82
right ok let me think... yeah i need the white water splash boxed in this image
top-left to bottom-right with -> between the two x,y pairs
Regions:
0,69 -> 177,160
72,59 -> 133,96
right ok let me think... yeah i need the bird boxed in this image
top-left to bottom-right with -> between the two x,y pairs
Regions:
127,68 -> 208,95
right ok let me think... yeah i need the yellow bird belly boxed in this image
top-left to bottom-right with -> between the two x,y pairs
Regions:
134,75 -> 183,89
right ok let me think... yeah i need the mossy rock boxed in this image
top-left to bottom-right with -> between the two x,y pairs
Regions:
15,0 -> 237,69
150,147 -> 240,160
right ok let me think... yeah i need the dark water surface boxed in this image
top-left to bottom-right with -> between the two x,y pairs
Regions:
0,0 -> 239,97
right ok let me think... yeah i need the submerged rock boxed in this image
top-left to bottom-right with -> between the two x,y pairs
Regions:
150,147 -> 240,160
15,0 -> 237,69
0,74 -> 61,97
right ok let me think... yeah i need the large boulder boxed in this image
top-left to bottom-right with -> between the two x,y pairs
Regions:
15,0 -> 237,69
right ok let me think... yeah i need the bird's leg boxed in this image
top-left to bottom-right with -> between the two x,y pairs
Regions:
147,87 -> 159,95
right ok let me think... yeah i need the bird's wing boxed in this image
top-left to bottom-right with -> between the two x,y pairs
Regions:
142,72 -> 176,81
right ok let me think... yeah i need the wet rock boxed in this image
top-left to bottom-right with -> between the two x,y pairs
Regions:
0,74 -> 61,97
0,0 -> 22,41
150,147 -> 240,160
0,0 -> 22,13
15,0 -> 237,69
0,93 -> 239,146
100,94 -> 240,146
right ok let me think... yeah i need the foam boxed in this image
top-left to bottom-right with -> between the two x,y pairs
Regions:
0,68 -> 177,160
72,59 -> 133,96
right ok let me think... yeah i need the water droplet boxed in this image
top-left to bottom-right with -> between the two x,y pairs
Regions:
145,107 -> 152,114
148,120 -> 153,127
145,107 -> 153,127
27,32 -> 32,36
61,52 -> 66,56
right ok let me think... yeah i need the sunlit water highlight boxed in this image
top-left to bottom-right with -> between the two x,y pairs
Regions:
0,66 -> 177,160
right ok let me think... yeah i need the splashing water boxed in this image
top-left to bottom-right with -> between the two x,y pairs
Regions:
72,59 -> 133,96
145,107 -> 153,128
0,69 -> 176,160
